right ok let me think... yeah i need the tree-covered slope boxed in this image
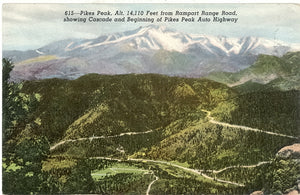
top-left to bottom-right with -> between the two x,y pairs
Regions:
206,51 -> 300,91
3,69 -> 299,194
18,73 -> 234,143
212,90 -> 300,137
143,122 -> 294,170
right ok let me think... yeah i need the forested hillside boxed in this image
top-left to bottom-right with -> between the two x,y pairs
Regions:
211,90 -> 300,137
3,58 -> 299,194
17,73 -> 233,142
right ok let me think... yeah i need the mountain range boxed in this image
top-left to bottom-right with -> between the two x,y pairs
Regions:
206,51 -> 300,91
3,25 -> 300,81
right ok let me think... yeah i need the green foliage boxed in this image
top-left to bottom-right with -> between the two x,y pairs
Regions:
211,100 -> 238,122
249,55 -> 288,75
2,136 -> 50,194
146,162 -> 244,194
93,172 -> 152,194
3,62 -> 298,194
89,161 -> 155,194
2,58 -> 24,141
247,158 -> 300,194
61,160 -> 95,193
15,136 -> 50,163
266,159 -> 300,194
215,90 -> 300,136
91,163 -> 148,179
146,123 -> 293,170
41,157 -> 111,193
2,58 -> 50,193
212,164 -> 271,187
19,73 -> 233,143
2,58 -> 14,84
205,71 -> 236,84
151,177 -> 244,194
2,58 -> 41,143
52,130 -> 163,158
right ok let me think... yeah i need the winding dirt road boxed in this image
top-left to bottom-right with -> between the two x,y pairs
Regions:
51,109 -> 294,191
50,109 -> 296,151
202,110 -> 297,139
91,157 -> 245,187
50,130 -> 153,151
205,161 -> 272,174
146,174 -> 159,195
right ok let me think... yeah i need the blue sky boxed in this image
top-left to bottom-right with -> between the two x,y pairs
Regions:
3,3 -> 300,50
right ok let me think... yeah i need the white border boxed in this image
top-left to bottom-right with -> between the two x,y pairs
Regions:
1,0 -> 299,194
1,0 -> 300,3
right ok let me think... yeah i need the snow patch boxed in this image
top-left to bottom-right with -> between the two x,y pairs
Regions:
35,49 -> 44,55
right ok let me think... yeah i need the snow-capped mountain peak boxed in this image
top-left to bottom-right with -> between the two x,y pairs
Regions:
4,24 -> 300,81
40,25 -> 298,56
63,25 -> 190,52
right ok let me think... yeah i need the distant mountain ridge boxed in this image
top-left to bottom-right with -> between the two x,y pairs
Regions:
3,25 -> 300,81
206,51 -> 300,91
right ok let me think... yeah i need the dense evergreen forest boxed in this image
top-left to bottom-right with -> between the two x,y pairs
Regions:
2,57 -> 299,194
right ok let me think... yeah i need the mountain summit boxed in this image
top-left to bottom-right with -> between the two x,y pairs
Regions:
4,25 -> 300,81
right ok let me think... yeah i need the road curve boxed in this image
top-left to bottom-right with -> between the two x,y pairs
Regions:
201,110 -> 297,139
146,174 -> 159,195
204,161 -> 272,174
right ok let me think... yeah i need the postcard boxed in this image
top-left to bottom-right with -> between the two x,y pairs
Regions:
2,3 -> 300,194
